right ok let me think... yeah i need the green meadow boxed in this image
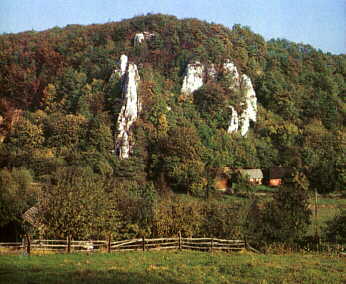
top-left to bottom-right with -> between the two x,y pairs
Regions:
0,251 -> 345,284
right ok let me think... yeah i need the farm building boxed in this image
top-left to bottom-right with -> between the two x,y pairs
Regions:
239,169 -> 263,185
214,173 -> 230,192
263,167 -> 293,186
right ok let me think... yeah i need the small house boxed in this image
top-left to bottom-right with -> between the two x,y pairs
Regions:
239,169 -> 263,185
265,167 -> 292,187
214,167 -> 232,192
214,173 -> 230,192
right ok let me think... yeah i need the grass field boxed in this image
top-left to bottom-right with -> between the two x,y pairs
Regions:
308,195 -> 346,235
0,251 -> 345,284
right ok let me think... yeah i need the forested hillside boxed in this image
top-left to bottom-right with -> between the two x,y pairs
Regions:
0,14 -> 344,241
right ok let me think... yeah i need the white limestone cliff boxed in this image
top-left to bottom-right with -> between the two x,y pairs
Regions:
178,59 -> 257,136
119,54 -> 128,77
134,32 -> 155,45
112,54 -> 128,80
238,74 -> 257,136
241,74 -> 257,122
181,62 -> 205,95
227,106 -> 239,133
134,33 -> 145,45
115,63 -> 141,159
223,59 -> 240,89
222,61 -> 257,136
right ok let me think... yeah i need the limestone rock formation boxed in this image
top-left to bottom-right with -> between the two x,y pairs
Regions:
227,106 -> 239,133
179,59 -> 257,136
112,54 -> 128,79
134,32 -> 155,45
181,61 -> 205,95
238,74 -> 257,136
223,59 -> 240,89
134,33 -> 145,45
222,60 -> 257,136
119,54 -> 128,77
115,61 -> 141,159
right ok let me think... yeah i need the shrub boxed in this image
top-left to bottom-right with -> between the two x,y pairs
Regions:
151,196 -> 203,237
39,167 -> 121,239
323,210 -> 346,244
245,174 -> 312,247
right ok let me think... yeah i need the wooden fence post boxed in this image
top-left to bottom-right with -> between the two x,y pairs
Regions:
211,238 -> 214,253
178,231 -> 182,250
142,237 -> 146,251
66,235 -> 71,253
25,234 -> 31,255
107,234 -> 111,253
22,237 -> 25,252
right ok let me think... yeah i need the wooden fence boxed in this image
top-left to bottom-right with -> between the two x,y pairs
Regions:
0,234 -> 257,255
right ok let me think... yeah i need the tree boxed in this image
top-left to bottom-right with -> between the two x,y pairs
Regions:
39,167 -> 120,239
248,172 -> 312,246
0,168 -> 35,227
8,116 -> 45,151
45,113 -> 86,150
151,126 -> 207,195
323,210 -> 346,244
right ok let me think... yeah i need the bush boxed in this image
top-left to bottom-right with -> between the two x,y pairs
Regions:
39,167 -> 121,239
152,196 -> 203,237
246,175 -> 312,247
201,200 -> 249,239
323,210 -> 346,244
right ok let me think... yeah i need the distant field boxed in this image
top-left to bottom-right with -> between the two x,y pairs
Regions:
0,251 -> 345,284
308,195 -> 346,235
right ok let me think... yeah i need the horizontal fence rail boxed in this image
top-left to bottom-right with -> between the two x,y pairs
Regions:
1,238 -> 344,255
0,236 -> 252,254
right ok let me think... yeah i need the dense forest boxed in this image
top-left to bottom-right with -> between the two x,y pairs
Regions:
0,14 -> 344,244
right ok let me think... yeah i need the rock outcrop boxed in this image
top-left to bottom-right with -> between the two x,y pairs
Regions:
181,61 -> 205,95
115,57 -> 141,159
227,106 -> 239,133
134,33 -> 145,45
239,74 -> 257,135
112,54 -> 128,79
180,59 -> 257,136
134,32 -> 155,45
227,73 -> 257,136
223,59 -> 240,89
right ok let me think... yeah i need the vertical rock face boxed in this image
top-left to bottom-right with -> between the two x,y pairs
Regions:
134,33 -> 145,45
241,74 -> 257,122
181,62 -> 205,95
227,106 -> 239,133
115,62 -> 141,159
112,54 -> 128,79
222,60 -> 257,136
134,32 -> 155,46
223,59 -> 240,89
179,59 -> 257,137
230,74 -> 257,136
119,54 -> 128,77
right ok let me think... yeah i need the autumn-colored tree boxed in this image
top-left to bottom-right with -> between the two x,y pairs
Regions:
39,167 -> 121,239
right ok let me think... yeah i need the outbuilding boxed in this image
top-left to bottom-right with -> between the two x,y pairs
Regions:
264,167 -> 292,186
239,169 -> 263,185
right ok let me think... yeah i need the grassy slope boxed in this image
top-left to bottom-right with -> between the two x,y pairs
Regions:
0,251 -> 345,284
